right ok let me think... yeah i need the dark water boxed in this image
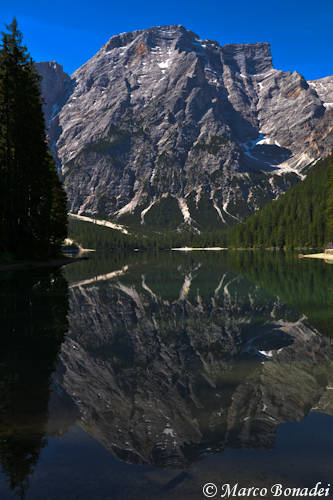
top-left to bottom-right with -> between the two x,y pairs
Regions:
0,251 -> 333,499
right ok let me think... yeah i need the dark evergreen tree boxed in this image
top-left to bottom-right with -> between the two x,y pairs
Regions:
0,19 -> 67,259
326,160 -> 333,233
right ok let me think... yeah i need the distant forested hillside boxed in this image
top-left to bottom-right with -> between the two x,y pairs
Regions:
68,217 -> 228,250
228,155 -> 333,249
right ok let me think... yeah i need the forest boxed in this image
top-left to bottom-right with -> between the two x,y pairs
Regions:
227,154 -> 333,249
67,216 -> 228,251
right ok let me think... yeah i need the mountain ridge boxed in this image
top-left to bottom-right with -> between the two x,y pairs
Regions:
36,25 -> 333,232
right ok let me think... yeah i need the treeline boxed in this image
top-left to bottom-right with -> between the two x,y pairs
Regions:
0,20 -> 67,260
228,155 -> 333,249
68,217 -> 228,251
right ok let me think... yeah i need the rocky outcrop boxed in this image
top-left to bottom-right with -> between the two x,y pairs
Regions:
37,26 -> 333,229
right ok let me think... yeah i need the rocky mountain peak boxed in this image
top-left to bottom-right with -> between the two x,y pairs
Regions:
103,24 -> 196,52
101,25 -> 272,76
36,25 -> 333,229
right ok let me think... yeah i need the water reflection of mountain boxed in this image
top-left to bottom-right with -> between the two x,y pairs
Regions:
0,269 -> 69,498
54,253 -> 333,469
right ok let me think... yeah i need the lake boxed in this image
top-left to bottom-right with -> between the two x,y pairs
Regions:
0,251 -> 333,499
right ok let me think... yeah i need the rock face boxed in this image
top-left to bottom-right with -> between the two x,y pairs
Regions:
37,26 -> 333,229
36,62 -> 73,127
36,61 -> 74,172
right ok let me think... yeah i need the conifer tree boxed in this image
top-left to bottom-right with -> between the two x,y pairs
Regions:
0,19 -> 67,258
326,163 -> 333,235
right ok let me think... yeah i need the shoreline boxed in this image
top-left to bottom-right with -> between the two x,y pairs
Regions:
302,253 -> 333,261
172,247 -> 228,251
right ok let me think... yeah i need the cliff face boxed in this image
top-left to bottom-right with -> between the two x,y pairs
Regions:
37,26 -> 333,229
35,61 -> 73,126
35,61 -> 74,172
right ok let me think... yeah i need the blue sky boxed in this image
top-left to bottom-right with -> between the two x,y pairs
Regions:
0,0 -> 332,80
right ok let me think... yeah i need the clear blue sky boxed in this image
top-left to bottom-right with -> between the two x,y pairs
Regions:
1,0 -> 332,80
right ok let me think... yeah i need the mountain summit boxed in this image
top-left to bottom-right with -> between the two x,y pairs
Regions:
37,25 -> 333,230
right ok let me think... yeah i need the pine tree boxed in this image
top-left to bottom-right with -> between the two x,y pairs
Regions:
0,19 -> 67,259
326,163 -> 333,237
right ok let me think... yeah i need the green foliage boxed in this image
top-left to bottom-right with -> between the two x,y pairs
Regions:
326,161 -> 333,230
68,217 -> 228,251
228,155 -> 333,249
186,191 -> 222,229
144,196 -> 183,228
0,19 -> 67,259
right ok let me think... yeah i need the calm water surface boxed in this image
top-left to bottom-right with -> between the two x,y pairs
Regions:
0,251 -> 333,499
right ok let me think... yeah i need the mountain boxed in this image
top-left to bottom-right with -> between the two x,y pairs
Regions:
228,154 -> 333,248
35,61 -> 74,169
35,61 -> 73,127
37,25 -> 333,231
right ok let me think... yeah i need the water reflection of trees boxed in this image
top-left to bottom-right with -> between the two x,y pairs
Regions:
226,251 -> 333,336
0,269 -> 68,498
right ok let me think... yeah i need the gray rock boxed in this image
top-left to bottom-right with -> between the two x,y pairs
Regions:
36,61 -> 73,126
37,25 -> 333,229
36,61 -> 74,172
